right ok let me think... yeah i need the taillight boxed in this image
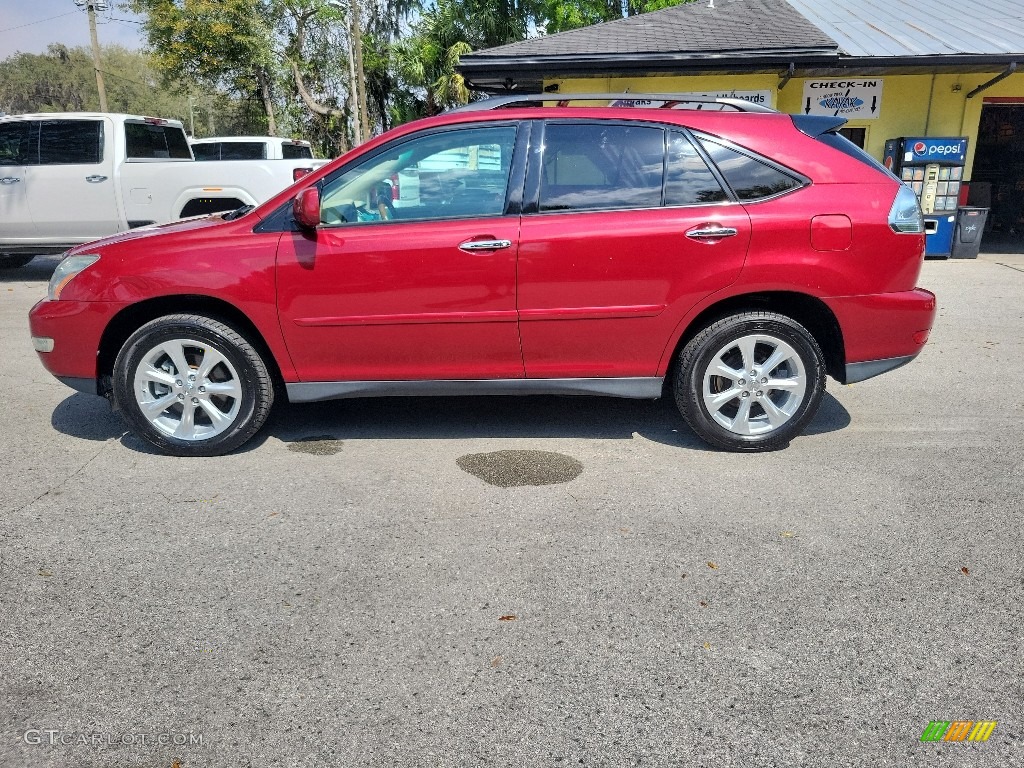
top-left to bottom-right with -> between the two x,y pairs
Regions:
889,184 -> 924,234
293,167 -> 313,182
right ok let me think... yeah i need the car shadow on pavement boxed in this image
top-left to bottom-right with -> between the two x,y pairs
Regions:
0,255 -> 62,282
50,383 -> 851,455
269,389 -> 852,450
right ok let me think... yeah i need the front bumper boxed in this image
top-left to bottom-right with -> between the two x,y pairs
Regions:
28,298 -> 125,394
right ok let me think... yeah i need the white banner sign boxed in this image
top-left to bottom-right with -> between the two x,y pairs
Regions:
802,79 -> 883,119
611,90 -> 775,109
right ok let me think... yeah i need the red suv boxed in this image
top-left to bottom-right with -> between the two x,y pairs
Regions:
29,94 -> 935,456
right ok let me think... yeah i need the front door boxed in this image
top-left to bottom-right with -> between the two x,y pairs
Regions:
277,124 -> 525,382
0,120 -> 35,241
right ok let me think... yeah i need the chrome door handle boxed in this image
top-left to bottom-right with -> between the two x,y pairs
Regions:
459,239 -> 512,252
0,177 -> 21,184
686,226 -> 738,241
86,175 -> 108,183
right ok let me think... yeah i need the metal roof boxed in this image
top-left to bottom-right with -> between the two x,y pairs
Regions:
785,0 -> 1024,57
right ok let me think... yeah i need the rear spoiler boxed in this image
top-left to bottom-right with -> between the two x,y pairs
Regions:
791,115 -> 847,137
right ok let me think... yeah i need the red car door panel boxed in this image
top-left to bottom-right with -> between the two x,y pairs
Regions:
277,218 -> 523,381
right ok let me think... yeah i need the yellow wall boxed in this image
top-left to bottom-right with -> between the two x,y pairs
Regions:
547,70 -> 1024,182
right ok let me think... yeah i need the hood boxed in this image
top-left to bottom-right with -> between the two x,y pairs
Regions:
68,212 -> 257,255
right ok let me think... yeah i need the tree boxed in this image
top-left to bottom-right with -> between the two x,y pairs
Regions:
129,0 -> 281,133
0,44 -> 190,119
541,0 -> 692,34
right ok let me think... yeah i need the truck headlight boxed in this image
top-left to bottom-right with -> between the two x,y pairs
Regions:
48,254 -> 100,300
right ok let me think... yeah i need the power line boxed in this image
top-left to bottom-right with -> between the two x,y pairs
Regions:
0,11 -> 80,35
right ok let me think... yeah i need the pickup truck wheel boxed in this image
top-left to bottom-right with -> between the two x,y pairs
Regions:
112,315 -> 274,456
674,312 -> 825,452
0,255 -> 34,269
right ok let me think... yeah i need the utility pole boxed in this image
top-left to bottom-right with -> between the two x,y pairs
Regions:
350,0 -> 369,143
75,0 -> 108,112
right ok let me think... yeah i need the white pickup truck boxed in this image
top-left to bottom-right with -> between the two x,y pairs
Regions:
190,135 -> 330,165
0,113 -> 323,268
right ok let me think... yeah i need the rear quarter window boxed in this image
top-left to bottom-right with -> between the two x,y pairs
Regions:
697,135 -> 803,201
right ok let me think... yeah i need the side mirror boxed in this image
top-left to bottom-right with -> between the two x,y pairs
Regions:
293,187 -> 321,229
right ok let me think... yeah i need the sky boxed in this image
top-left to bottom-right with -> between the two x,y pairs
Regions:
0,1 -> 146,59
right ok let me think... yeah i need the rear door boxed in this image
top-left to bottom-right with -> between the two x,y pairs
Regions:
516,121 -> 751,379
0,120 -> 35,240
25,117 -> 120,240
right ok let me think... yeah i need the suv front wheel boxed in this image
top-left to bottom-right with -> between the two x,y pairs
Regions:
674,312 -> 825,451
112,314 -> 274,456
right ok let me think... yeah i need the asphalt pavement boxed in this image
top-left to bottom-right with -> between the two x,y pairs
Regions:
1,253 -> 1021,767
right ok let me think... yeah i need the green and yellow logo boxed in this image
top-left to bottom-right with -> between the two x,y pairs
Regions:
920,721 -> 997,742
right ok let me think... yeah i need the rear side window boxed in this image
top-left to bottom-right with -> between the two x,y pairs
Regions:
540,123 -> 664,212
125,122 -> 192,160
697,136 -> 802,201
220,142 -> 266,160
39,120 -> 103,165
282,143 -> 313,159
666,132 -> 728,206
0,121 -> 33,165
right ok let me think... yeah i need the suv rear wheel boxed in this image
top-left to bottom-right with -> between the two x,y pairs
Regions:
674,312 -> 825,451
112,314 -> 274,456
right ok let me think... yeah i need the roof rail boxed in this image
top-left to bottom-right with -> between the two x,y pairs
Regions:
448,93 -> 778,114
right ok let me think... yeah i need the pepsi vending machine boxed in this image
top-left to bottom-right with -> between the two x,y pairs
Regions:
883,137 -> 968,258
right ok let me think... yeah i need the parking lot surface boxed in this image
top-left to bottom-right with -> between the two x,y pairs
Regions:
1,253 -> 1022,767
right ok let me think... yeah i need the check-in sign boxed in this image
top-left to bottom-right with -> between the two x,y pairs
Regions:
802,79 -> 883,119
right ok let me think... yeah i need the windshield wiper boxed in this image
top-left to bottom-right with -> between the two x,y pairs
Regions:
222,205 -> 255,221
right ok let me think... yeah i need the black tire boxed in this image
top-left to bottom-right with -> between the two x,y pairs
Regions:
112,314 -> 274,456
674,311 -> 826,452
0,255 -> 34,269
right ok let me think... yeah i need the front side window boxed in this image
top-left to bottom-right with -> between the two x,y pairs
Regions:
0,121 -> 34,165
319,126 -> 516,225
539,123 -> 664,212
39,120 -> 103,165
696,135 -> 803,201
125,122 -> 192,160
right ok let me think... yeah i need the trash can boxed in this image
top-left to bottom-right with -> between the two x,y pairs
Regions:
951,207 -> 989,259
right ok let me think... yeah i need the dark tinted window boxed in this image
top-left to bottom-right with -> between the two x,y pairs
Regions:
220,142 -> 266,160
38,120 -> 102,165
125,122 -> 192,159
191,143 -> 220,160
282,143 -> 313,159
0,121 -> 34,165
666,132 -> 728,206
540,124 -> 664,212
697,137 -> 802,201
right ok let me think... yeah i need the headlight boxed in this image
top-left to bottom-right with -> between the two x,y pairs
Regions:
888,184 -> 924,234
48,254 -> 100,300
